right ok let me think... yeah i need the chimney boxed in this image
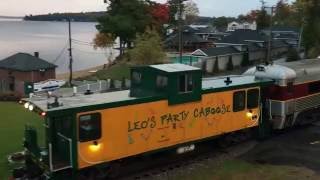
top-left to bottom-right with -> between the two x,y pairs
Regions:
34,52 -> 39,58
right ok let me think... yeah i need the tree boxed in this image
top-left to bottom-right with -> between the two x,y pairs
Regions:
256,9 -> 270,30
286,47 -> 300,62
167,0 -> 199,25
96,0 -> 153,55
93,33 -> 115,65
212,16 -> 236,30
167,0 -> 179,25
227,56 -> 234,71
274,0 -> 292,25
300,0 -> 320,58
184,0 -> 200,24
128,29 -> 166,65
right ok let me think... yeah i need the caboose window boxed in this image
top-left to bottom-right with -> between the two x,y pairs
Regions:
247,89 -> 259,109
132,72 -> 142,84
156,75 -> 168,89
233,91 -> 246,112
179,74 -> 193,93
79,113 -> 101,142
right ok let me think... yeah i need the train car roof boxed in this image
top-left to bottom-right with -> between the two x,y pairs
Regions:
276,59 -> 320,83
149,63 -> 200,73
24,75 -> 272,114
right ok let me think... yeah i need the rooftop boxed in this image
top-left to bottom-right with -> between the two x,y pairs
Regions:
216,29 -> 267,44
0,53 -> 57,71
26,74 -> 272,113
200,46 -> 240,57
150,63 -> 200,73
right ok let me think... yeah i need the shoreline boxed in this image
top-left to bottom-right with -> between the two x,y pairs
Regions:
56,64 -> 106,80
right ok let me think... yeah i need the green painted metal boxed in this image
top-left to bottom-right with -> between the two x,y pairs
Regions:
24,82 -> 34,95
23,64 -> 275,179
171,55 -> 199,65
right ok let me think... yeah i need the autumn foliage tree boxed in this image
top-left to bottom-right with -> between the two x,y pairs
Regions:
95,0 -> 169,56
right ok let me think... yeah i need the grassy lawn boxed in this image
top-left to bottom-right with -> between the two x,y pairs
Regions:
0,102 -> 43,179
79,63 -> 131,81
173,159 -> 319,180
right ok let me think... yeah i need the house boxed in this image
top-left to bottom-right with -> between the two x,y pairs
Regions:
191,46 -> 243,73
215,29 -> 267,64
164,26 -> 213,52
215,29 -> 290,63
0,52 -> 57,95
227,21 -> 257,32
262,26 -> 301,47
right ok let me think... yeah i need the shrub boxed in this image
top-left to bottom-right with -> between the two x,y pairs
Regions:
0,92 -> 22,102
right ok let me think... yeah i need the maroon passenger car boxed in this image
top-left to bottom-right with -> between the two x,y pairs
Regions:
245,59 -> 320,129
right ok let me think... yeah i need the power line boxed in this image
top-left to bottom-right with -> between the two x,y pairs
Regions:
72,39 -> 95,46
73,47 -> 109,55
52,43 -> 68,64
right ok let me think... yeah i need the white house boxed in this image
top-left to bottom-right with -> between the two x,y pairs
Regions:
227,21 -> 257,32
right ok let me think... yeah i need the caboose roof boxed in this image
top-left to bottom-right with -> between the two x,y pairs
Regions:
149,63 -> 200,73
24,75 -> 272,114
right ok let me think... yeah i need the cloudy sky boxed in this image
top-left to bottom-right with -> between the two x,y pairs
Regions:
1,0 -> 285,17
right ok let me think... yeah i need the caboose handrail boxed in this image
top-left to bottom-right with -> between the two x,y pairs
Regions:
57,133 -> 73,168
48,133 -> 73,172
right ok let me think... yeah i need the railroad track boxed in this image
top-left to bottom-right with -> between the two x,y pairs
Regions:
118,140 -> 258,180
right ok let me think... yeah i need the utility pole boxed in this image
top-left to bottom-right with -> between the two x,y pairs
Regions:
68,18 -> 73,87
263,5 -> 275,64
178,0 -> 184,64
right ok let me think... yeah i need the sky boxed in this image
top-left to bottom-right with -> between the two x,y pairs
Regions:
0,0 -> 287,17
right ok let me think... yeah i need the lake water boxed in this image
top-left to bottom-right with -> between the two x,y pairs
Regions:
0,19 -> 118,73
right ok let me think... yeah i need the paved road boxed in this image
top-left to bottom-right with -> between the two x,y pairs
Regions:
241,123 -> 320,172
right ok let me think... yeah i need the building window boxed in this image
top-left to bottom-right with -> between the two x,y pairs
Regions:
79,113 -> 101,142
233,91 -> 246,112
156,75 -> 168,89
179,74 -> 193,93
132,71 -> 142,85
247,89 -> 260,109
308,81 -> 320,94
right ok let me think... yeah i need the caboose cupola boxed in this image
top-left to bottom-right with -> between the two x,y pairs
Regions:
130,64 -> 202,105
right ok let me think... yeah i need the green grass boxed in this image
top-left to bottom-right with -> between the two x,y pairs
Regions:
80,63 -> 131,81
0,102 -> 43,179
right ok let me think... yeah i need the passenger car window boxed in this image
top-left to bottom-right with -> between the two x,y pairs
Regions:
247,89 -> 260,109
287,82 -> 294,93
308,81 -> 320,94
233,91 -> 246,112
179,74 -> 193,93
79,113 -> 101,142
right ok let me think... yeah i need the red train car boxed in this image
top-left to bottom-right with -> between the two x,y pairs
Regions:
245,59 -> 320,129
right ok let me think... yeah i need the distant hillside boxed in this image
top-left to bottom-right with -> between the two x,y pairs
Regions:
24,12 -> 106,22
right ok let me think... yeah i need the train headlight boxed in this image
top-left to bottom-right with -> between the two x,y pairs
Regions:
246,111 -> 253,119
24,102 -> 30,109
89,142 -> 101,152
28,105 -> 34,111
